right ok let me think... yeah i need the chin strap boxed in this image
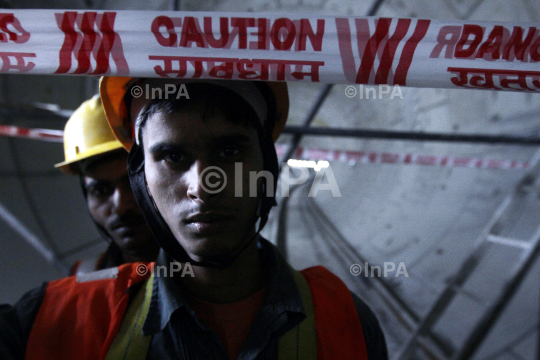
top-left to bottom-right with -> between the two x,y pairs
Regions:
127,142 -> 269,269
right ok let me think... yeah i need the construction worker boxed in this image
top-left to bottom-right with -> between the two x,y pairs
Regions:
0,79 -> 387,360
54,95 -> 159,274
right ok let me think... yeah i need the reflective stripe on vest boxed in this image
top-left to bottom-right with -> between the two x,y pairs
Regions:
104,272 -> 154,360
277,268 -> 317,359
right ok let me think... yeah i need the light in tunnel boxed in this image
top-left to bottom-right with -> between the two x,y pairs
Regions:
287,159 -> 330,172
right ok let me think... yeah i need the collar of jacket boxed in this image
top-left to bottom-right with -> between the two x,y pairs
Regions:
142,238 -> 306,336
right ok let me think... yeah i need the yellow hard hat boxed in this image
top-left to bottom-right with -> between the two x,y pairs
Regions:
99,77 -> 289,151
55,94 -> 124,174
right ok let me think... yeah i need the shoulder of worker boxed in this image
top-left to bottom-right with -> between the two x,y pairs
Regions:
0,262 -> 152,360
44,262 -> 152,305
300,265 -> 388,360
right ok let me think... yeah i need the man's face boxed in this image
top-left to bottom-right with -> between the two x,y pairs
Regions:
141,105 -> 264,262
82,151 -> 155,255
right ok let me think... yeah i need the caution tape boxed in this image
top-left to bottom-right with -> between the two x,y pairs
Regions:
0,10 -> 539,91
0,125 -> 63,142
275,144 -> 529,170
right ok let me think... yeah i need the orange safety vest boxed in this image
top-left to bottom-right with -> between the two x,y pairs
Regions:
26,263 -> 368,360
